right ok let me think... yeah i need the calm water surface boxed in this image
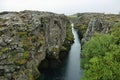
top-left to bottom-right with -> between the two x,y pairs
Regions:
39,24 -> 82,80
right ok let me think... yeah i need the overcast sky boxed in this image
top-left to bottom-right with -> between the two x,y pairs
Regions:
0,0 -> 120,15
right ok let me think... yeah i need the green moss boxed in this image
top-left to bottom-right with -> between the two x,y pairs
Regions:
51,47 -> 59,52
60,46 -> 67,52
0,52 -> 3,55
15,59 -> 27,65
22,51 -> 30,59
22,36 -> 33,50
0,47 -> 9,54
66,25 -> 74,42
0,31 -> 3,36
17,32 -> 27,38
25,23 -> 32,29
8,56 -> 16,62
1,47 -> 9,52
7,53 -> 17,64
61,24 -> 74,51
29,73 -> 35,80
39,40 -> 44,45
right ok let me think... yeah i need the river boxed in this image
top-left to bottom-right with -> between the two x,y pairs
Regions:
39,23 -> 82,80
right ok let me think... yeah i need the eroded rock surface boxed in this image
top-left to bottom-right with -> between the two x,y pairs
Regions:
0,10 -> 73,80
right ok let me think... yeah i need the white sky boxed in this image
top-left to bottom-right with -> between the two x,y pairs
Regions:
0,0 -> 120,15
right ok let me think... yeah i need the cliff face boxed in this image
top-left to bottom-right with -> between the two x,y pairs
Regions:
74,13 -> 120,44
81,18 -> 110,44
0,11 -> 73,80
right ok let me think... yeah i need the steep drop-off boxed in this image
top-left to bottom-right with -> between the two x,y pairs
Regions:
0,11 -> 73,80
73,13 -> 120,44
73,13 -> 120,79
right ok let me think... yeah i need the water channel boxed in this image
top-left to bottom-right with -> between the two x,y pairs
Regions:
39,24 -> 82,80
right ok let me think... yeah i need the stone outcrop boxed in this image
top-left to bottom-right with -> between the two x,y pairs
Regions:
0,10 -> 73,80
81,18 -> 110,44
73,13 -> 120,44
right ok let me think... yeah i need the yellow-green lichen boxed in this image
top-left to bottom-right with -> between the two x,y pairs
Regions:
15,59 -> 27,65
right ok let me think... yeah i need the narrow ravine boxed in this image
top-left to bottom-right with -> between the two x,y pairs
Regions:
39,24 -> 82,80
64,23 -> 82,80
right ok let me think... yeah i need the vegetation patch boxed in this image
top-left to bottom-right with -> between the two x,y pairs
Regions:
81,22 -> 120,80
15,59 -> 27,65
0,47 -> 9,54
65,24 -> 74,43
22,51 -> 30,59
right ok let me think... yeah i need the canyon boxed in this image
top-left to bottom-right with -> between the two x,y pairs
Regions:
0,11 -> 120,80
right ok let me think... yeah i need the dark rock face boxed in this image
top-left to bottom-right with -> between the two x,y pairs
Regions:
0,10 -> 72,80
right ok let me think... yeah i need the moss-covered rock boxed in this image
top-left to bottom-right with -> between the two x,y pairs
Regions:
15,59 -> 27,65
0,10 -> 73,80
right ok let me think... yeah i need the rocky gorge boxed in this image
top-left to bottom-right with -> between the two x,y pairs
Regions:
73,13 -> 120,80
0,10 -> 73,80
0,10 -> 120,80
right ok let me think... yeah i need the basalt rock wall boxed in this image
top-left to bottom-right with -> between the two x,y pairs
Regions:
0,11 -> 73,80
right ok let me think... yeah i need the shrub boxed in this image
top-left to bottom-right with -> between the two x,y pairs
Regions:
81,32 -> 120,80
